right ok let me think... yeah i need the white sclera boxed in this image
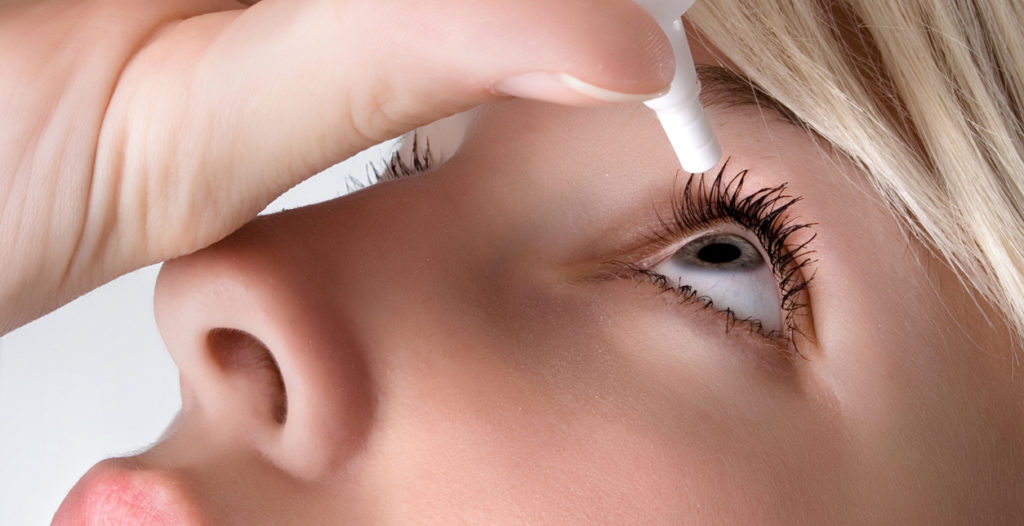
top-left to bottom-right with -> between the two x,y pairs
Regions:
653,233 -> 783,333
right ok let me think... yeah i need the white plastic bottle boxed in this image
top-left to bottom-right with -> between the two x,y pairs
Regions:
635,0 -> 721,173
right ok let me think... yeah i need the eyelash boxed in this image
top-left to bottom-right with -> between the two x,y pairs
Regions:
621,164 -> 816,346
349,133 -> 435,192
380,133 -> 434,182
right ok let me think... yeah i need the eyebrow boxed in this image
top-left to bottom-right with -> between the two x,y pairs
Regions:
696,65 -> 803,127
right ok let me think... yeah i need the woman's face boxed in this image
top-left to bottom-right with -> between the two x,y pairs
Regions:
57,45 -> 1021,524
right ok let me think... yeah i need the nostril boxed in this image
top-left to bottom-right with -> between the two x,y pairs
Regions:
206,328 -> 288,424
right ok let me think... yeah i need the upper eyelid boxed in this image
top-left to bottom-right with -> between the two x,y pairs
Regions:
588,172 -> 805,270
596,170 -> 811,270
637,224 -> 768,270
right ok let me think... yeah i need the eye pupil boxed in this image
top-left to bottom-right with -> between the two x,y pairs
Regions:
674,234 -> 764,271
697,242 -> 742,264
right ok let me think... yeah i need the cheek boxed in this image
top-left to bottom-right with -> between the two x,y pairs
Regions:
805,173 -> 1018,514
389,269 -> 856,523
810,184 -> 970,399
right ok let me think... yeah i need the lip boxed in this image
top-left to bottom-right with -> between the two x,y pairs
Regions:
52,457 -> 204,526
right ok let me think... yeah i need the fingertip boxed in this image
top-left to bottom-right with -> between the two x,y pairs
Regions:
550,0 -> 676,95
492,72 -> 669,106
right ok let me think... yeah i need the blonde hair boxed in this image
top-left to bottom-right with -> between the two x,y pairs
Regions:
688,0 -> 1024,345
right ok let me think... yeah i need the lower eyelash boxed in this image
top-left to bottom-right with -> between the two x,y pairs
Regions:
636,163 -> 817,347
626,265 -> 792,348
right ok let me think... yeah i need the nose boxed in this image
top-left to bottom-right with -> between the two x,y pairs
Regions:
153,200 -> 378,481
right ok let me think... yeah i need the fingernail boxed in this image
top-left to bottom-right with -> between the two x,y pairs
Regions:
492,72 -> 668,105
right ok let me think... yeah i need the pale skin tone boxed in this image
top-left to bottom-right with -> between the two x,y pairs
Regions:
0,0 -> 672,333
58,49 -> 1024,525
2,0 -> 1021,524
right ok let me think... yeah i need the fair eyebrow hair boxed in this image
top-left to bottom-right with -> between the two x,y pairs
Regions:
696,65 -> 803,127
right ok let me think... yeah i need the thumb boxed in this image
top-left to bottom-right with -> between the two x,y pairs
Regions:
98,0 -> 672,255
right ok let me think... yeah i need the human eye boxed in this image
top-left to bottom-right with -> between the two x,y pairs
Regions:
614,166 -> 816,347
654,230 -> 780,330
345,133 -> 437,193
357,111 -> 472,190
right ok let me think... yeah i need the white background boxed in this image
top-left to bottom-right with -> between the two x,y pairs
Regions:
0,143 -> 394,526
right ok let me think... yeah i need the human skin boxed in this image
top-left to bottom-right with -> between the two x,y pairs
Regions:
54,41 -> 1024,524
0,0 -> 672,333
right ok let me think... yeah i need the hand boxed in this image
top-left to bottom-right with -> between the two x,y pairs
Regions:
0,0 -> 672,333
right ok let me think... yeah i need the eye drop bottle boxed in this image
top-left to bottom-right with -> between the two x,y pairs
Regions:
635,0 -> 721,173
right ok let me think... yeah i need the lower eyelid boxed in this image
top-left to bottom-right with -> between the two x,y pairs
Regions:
636,267 -> 782,333
585,245 -> 807,346
590,276 -> 801,372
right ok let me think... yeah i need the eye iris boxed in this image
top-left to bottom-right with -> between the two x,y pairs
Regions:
697,243 -> 741,264
674,234 -> 764,270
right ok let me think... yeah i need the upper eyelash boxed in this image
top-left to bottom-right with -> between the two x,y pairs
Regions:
377,133 -> 434,182
629,163 -> 817,346
346,133 -> 435,193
